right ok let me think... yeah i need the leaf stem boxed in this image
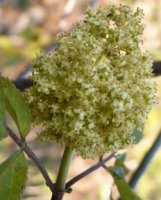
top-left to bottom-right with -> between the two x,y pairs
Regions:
6,126 -> 55,193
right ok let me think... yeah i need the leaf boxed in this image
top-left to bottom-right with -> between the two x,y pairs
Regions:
0,90 -> 7,140
131,128 -> 143,144
109,166 -> 125,179
0,76 -> 31,137
115,153 -> 126,162
0,150 -> 28,200
113,176 -> 142,200
115,153 -> 129,175
108,167 -> 142,200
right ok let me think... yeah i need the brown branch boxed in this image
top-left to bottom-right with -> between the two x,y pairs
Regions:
65,153 -> 115,189
6,126 -> 115,196
6,126 -> 56,193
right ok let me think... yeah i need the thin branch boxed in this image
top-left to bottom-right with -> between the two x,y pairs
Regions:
129,131 -> 161,189
13,79 -> 32,91
153,61 -> 161,76
102,164 -> 109,171
6,126 -> 56,193
65,153 -> 115,189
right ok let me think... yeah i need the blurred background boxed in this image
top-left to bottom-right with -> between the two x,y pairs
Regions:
0,0 -> 161,199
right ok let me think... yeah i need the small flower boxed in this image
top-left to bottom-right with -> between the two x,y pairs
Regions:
25,5 -> 156,158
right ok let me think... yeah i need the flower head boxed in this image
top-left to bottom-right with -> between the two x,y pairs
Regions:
25,5 -> 156,158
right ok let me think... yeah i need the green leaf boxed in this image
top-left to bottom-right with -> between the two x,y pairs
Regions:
131,128 -> 143,144
0,76 -> 31,137
0,150 -> 28,200
108,167 -> 142,200
0,90 -> 7,140
109,166 -> 125,179
115,154 -> 129,175
115,153 -> 126,162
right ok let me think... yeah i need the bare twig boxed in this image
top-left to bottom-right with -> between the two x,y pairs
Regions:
13,79 -> 32,91
129,131 -> 161,189
6,126 -> 56,193
65,153 -> 115,189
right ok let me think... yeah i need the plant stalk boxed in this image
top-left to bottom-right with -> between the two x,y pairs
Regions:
52,146 -> 74,200
6,126 -> 55,192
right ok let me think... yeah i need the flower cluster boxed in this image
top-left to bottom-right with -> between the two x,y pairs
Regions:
25,5 -> 156,158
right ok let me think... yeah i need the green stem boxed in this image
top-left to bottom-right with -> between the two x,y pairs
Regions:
52,146 -> 74,200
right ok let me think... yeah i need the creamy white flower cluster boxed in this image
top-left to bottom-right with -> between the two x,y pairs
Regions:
25,5 -> 156,158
